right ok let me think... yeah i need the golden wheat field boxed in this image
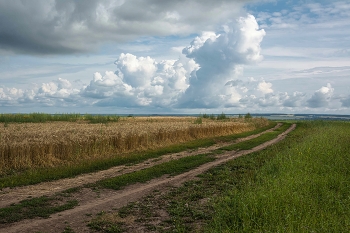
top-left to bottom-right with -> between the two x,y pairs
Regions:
0,117 -> 268,173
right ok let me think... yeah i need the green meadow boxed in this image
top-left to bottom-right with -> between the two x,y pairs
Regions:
161,121 -> 350,232
101,121 -> 350,232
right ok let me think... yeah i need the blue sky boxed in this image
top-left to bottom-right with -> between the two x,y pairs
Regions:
0,0 -> 350,114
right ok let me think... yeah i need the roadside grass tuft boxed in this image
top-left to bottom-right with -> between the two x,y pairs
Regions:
62,226 -> 76,233
88,212 -> 125,233
0,196 -> 78,224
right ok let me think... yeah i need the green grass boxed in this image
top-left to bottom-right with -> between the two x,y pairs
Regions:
0,196 -> 78,224
62,226 -> 76,233
97,154 -> 215,190
0,122 -> 276,188
88,212 -> 125,233
204,121 -> 350,232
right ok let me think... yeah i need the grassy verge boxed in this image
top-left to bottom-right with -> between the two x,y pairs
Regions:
206,121 -> 350,232
172,121 -> 350,232
97,121 -> 350,232
0,122 -> 276,188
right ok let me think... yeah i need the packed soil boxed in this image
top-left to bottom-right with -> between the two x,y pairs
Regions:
0,123 -> 295,233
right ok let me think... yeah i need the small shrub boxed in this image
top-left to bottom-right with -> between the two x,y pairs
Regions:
216,112 -> 228,120
194,117 -> 203,124
244,113 -> 252,119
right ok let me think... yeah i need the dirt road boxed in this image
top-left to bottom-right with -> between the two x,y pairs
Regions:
0,123 -> 295,233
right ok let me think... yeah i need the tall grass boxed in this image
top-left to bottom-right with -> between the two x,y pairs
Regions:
205,121 -> 350,232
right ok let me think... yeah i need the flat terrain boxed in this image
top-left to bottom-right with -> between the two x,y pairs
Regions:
0,122 -> 295,233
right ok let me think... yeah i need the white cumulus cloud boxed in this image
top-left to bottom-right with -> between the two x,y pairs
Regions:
81,53 -> 197,108
258,80 -> 273,94
307,83 -> 334,108
177,14 -> 266,108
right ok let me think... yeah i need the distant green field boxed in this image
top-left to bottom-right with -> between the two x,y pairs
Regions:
0,113 -> 121,124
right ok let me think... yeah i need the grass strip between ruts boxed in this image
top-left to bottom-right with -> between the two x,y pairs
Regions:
96,153 -> 216,190
0,196 -> 78,224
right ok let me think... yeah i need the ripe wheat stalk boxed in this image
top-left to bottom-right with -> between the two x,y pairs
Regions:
0,117 -> 269,174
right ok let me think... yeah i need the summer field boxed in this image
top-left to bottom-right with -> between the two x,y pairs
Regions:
112,120 -> 349,232
1,116 -> 349,232
0,113 -> 268,183
80,121 -> 350,232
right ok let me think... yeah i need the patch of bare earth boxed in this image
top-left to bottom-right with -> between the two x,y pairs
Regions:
0,123 -> 294,233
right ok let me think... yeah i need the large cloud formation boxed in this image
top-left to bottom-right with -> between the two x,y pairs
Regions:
307,83 -> 334,108
79,14 -> 266,109
0,0 -> 249,55
177,14 -> 266,108
81,53 -> 197,108
0,12 -> 347,113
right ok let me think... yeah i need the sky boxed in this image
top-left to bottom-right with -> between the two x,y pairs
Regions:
0,0 -> 350,114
